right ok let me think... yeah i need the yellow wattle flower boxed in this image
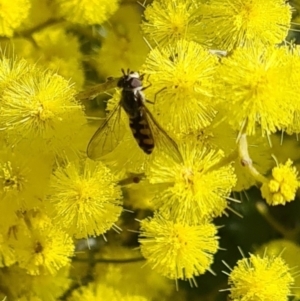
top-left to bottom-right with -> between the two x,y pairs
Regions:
0,56 -> 33,92
11,212 -> 74,275
0,25 -> 85,90
92,4 -> 149,78
147,143 -> 236,223
139,215 -> 219,280
0,146 -> 53,227
142,0 -> 206,46
261,159 -> 299,206
256,239 -> 300,299
32,25 -> 85,89
0,62 -> 86,157
48,158 -> 123,239
201,0 -> 292,50
215,46 -> 297,136
227,253 -> 294,301
52,0 -> 119,25
142,39 -> 218,135
0,0 -> 31,37
17,0 -> 53,32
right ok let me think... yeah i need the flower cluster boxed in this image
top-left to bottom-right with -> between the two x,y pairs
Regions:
0,56 -> 123,300
0,0 -> 299,300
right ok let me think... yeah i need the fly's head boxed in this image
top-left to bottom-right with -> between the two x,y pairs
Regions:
118,69 -> 143,91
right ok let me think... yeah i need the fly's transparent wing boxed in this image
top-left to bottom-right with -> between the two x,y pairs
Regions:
87,102 -> 125,160
143,105 -> 183,164
76,77 -> 119,101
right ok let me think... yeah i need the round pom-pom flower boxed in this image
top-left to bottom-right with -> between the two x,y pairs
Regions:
11,212 -> 74,276
0,0 -> 30,37
256,239 -> 300,299
31,25 -> 84,89
0,56 -> 33,92
226,253 -> 294,301
17,0 -> 53,32
261,159 -> 299,206
142,0 -> 206,46
0,146 -> 53,225
139,215 -> 219,280
48,158 -> 123,239
279,46 -> 300,135
215,46 -> 297,136
147,144 -> 237,224
0,64 -> 86,157
93,5 -> 149,79
52,0 -> 119,25
142,39 -> 218,136
201,0 -> 292,50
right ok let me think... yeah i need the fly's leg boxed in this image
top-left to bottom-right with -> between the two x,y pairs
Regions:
140,73 -> 152,91
153,86 -> 167,104
145,85 -> 167,105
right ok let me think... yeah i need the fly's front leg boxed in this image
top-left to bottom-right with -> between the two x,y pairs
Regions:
141,73 -> 167,105
153,86 -> 167,104
145,86 -> 167,105
146,99 -> 154,105
140,73 -> 152,91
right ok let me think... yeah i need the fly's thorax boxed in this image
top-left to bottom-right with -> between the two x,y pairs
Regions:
121,89 -> 145,118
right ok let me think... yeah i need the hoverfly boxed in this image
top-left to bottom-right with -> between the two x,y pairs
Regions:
86,69 -> 182,163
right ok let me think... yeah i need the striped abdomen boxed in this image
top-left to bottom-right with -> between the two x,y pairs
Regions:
129,115 -> 154,154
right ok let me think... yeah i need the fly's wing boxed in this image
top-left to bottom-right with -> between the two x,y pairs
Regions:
87,102 -> 125,160
76,77 -> 119,101
143,105 -> 183,164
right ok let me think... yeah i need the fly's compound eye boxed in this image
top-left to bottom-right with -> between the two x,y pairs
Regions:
130,77 -> 142,89
118,76 -> 142,90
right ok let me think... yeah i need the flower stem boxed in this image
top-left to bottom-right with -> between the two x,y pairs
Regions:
238,133 -> 268,184
256,201 -> 299,240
